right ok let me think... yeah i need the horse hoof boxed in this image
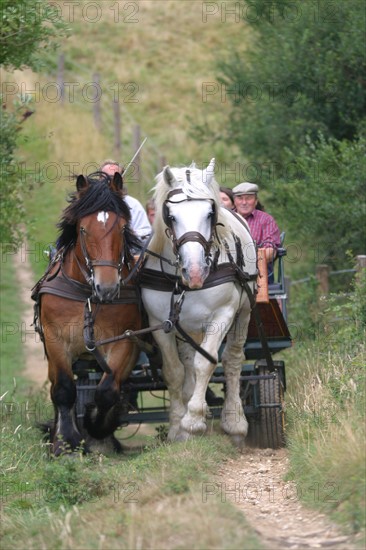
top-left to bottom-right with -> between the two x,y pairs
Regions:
230,434 -> 246,450
53,441 -> 85,457
181,415 -> 207,435
174,430 -> 191,442
87,434 -> 125,455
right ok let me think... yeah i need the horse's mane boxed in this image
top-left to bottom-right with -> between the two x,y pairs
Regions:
151,163 -> 231,253
57,172 -> 141,251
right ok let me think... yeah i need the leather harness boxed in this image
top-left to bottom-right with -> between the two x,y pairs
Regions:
32,179 -> 275,372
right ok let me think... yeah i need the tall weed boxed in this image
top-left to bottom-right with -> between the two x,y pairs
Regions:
286,270 -> 366,536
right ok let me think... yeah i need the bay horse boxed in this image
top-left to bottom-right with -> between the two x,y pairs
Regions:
139,159 -> 257,447
33,172 -> 142,455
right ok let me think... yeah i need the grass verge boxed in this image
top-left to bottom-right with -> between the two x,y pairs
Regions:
285,270 -> 366,543
1,251 -> 261,549
1,432 -> 263,550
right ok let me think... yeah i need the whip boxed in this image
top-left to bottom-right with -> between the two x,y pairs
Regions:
123,137 -> 148,177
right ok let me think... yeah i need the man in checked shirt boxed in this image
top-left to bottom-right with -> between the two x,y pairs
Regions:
232,182 -> 281,282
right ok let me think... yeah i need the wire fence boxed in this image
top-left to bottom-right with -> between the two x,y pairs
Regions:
54,53 -> 166,198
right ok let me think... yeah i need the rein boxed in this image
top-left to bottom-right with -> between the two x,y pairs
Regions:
222,240 -> 276,372
89,285 -> 218,365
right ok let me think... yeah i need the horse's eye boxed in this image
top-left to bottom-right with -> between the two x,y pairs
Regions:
168,215 -> 175,222
80,226 -> 86,234
208,211 -> 215,219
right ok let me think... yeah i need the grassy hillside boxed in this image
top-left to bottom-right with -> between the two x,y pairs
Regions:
2,0 -> 253,269
5,0 -> 251,184
61,0 -> 249,163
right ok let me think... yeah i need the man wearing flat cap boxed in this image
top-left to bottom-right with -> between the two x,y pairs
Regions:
233,182 -> 281,269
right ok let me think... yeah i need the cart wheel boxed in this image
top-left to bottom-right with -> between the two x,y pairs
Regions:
258,364 -> 285,449
241,380 -> 261,448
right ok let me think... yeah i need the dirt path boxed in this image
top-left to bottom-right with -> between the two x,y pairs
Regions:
216,448 -> 359,549
13,250 -> 360,549
13,246 -> 49,388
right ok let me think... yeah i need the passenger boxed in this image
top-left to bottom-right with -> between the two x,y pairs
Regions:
100,160 -> 151,241
145,198 -> 156,226
219,186 -> 235,210
232,182 -> 281,282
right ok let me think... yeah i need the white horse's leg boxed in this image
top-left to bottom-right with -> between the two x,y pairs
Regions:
151,330 -> 186,441
221,302 -> 251,445
180,338 -> 219,435
180,305 -> 241,436
177,341 -> 196,406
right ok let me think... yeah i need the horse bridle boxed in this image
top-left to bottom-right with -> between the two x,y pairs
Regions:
75,222 -> 127,290
162,170 -> 218,262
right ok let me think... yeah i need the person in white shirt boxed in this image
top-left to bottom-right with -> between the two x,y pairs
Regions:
100,159 -> 151,241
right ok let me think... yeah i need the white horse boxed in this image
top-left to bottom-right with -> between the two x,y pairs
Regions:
140,159 -> 257,446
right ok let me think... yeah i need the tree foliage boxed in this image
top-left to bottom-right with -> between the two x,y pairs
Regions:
0,98 -> 33,245
0,0 -> 68,71
217,0 -> 366,165
0,0 -> 68,246
213,0 -> 366,267
271,135 -> 366,266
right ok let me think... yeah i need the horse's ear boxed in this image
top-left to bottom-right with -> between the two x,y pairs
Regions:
163,166 -> 175,187
203,158 -> 215,185
110,171 -> 123,191
76,175 -> 89,192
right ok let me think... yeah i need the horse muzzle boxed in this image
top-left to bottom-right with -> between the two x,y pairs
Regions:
94,282 -> 120,302
181,263 -> 210,290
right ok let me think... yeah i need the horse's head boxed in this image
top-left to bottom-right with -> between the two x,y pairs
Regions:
60,172 -> 132,302
158,159 -> 219,289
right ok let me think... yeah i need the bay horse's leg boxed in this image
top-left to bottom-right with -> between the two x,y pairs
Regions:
48,357 -> 83,456
41,296 -> 83,455
83,340 -> 138,439
83,371 -> 122,439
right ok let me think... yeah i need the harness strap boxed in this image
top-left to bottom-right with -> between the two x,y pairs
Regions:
175,231 -> 212,256
242,280 -> 276,372
167,290 -> 217,364
83,300 -> 113,375
223,240 -> 275,371
73,250 -> 93,285
121,232 -> 154,285
175,321 -> 217,364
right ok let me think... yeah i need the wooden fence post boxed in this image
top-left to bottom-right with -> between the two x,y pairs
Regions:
160,155 -> 167,170
316,264 -> 330,295
93,73 -> 102,131
113,100 -> 121,158
356,255 -> 366,272
133,124 -> 141,184
57,53 -> 65,104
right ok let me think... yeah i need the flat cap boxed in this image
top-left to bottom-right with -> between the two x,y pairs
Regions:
232,182 -> 259,195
